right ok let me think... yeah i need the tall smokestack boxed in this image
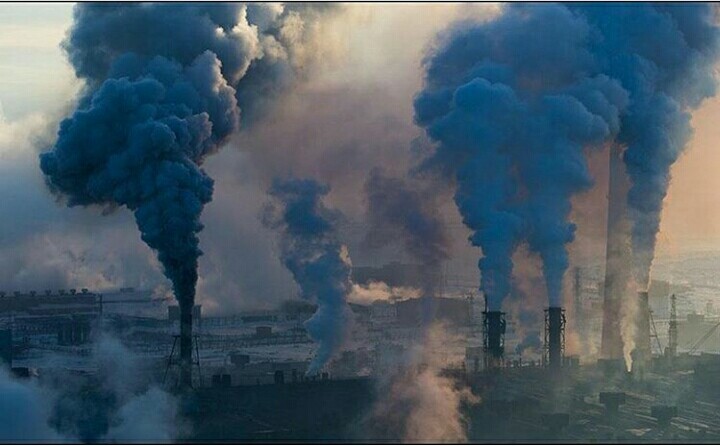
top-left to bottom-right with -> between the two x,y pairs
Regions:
635,291 -> 651,364
483,310 -> 505,369
179,301 -> 193,388
601,145 -> 630,360
544,307 -> 565,369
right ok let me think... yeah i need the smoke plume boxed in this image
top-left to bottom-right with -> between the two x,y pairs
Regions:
263,178 -> 353,373
415,5 -> 628,308
0,336 -> 179,442
569,4 -> 720,289
39,3 -> 338,318
366,325 -> 477,442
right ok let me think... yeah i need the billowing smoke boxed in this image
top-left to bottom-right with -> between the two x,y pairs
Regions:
62,3 -> 335,122
39,3 -> 334,324
0,336 -> 178,442
364,167 -> 449,299
0,369 -> 61,442
569,4 -> 720,289
348,281 -> 421,306
365,325 -> 478,442
415,5 -> 628,308
263,178 -> 353,373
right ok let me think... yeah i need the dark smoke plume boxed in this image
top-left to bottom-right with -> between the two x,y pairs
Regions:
364,167 -> 449,297
569,4 -> 720,289
40,3 -> 332,320
263,178 -> 353,373
62,3 -> 335,123
415,5 -> 628,308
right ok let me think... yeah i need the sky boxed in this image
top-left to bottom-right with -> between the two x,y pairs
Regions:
0,3 -> 718,313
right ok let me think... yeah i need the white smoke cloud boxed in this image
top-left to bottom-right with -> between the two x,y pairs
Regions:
348,281 -> 421,305
367,324 -> 478,442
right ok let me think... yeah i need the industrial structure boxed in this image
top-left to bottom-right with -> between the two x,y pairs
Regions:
3,258 -> 720,442
634,291 -> 652,370
544,307 -> 565,369
483,310 -> 506,369
601,145 -> 631,361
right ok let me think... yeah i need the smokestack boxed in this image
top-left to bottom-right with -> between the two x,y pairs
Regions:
179,301 -> 193,388
634,291 -> 651,364
544,307 -> 565,369
601,145 -> 630,360
483,310 -> 506,369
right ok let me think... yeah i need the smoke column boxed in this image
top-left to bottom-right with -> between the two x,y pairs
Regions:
414,5 -> 628,308
39,3 -> 331,387
569,4 -> 720,290
263,178 -> 352,374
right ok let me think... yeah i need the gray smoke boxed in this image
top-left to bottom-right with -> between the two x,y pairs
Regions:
364,167 -> 449,297
263,178 -> 353,373
39,3 -> 334,316
0,336 -> 178,443
0,369 -> 61,442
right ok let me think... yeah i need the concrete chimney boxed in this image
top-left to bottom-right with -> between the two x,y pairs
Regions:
601,145 -> 631,360
634,290 -> 652,367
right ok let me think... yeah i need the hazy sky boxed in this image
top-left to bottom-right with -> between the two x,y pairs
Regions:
0,3 -> 718,310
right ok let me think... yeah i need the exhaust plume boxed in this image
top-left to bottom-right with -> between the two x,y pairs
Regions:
40,2 -> 338,313
569,4 -> 720,290
263,178 -> 353,373
39,3 -> 334,385
414,5 -> 628,308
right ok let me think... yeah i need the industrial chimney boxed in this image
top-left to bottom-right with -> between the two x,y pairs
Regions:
601,145 -> 631,360
179,301 -> 193,388
544,307 -> 566,369
634,290 -> 652,367
483,310 -> 506,369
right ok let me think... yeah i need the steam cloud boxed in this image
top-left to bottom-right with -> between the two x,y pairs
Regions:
415,4 -> 628,308
39,3 -> 333,317
263,178 -> 353,373
0,336 -> 178,442
366,325 -> 477,442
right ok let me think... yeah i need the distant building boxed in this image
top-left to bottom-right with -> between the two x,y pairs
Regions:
101,287 -> 168,319
1,289 -> 101,344
0,329 -> 11,365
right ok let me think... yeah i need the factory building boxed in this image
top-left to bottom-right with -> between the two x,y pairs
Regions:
1,289 -> 101,346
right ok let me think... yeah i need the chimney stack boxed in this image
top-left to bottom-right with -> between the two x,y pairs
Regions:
544,307 -> 566,369
634,290 -> 651,366
483,310 -> 506,369
179,300 -> 193,389
601,145 -> 630,360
